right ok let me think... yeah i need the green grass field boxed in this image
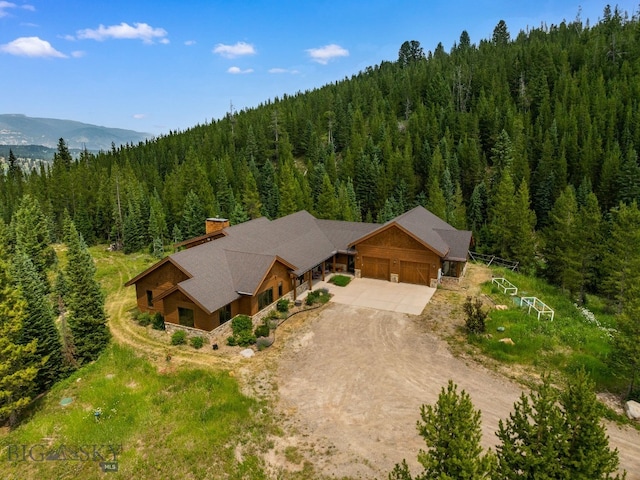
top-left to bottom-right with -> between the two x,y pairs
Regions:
0,343 -> 273,479
472,268 -> 622,391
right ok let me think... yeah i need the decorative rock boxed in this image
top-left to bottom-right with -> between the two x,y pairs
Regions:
497,326 -> 505,332
240,348 -> 255,358
499,337 -> 515,346
624,400 -> 640,420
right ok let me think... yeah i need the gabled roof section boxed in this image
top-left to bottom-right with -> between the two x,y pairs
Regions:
349,206 -> 471,260
123,256 -> 192,287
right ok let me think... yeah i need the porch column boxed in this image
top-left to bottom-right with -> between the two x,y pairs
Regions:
322,261 -> 325,281
291,274 -> 297,301
308,270 -> 313,290
332,255 -> 336,273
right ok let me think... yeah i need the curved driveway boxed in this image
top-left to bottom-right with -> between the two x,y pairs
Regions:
276,302 -> 640,479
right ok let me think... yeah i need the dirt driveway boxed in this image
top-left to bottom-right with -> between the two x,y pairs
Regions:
275,302 -> 640,479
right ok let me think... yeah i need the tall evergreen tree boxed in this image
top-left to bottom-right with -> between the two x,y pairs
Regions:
12,253 -> 66,392
601,202 -> 640,312
12,194 -> 55,287
315,173 -> 339,219
542,186 -> 580,291
390,380 -> 495,479
0,243 -> 38,426
181,190 -> 207,239
63,217 -> 110,365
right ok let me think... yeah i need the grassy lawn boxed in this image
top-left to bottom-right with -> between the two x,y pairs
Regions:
0,344 -> 270,480
471,267 -> 622,392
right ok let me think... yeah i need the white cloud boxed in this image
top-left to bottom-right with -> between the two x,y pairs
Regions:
0,36 -> 66,58
77,22 -> 168,44
227,66 -> 253,74
184,40 -> 196,46
213,41 -> 255,58
269,67 -> 299,74
71,50 -> 85,58
0,2 -> 35,17
306,44 -> 349,64
133,113 -> 146,119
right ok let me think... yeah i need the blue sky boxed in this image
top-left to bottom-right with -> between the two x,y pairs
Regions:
1,1 -> 637,136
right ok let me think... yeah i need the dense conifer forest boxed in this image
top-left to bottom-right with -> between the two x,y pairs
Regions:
1,5 -> 640,302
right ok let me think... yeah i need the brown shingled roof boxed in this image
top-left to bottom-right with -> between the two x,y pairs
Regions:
126,207 -> 471,314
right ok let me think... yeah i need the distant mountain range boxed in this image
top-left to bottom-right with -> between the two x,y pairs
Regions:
0,114 -> 151,151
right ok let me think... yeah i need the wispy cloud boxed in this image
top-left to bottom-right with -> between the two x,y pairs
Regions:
306,44 -> 349,64
184,40 -> 196,46
0,2 -> 35,18
0,36 -> 66,58
133,113 -> 146,119
227,66 -> 253,74
76,22 -> 168,44
71,50 -> 85,58
268,67 -> 300,74
213,41 -> 255,58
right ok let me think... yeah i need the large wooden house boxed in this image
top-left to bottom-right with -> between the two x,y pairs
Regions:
125,206 -> 472,332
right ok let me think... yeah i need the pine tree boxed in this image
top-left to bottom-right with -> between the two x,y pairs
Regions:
63,217 -> 110,365
426,175 -> 447,221
601,202 -> 640,312
242,171 -> 263,219
496,376 -> 567,479
277,159 -> 299,217
181,190 -> 207,239
542,186 -> 580,290
12,253 -> 65,392
610,295 -> 640,399
509,180 -> 537,271
574,193 -> 602,304
390,380 -> 495,479
0,244 -> 38,426
12,194 -> 56,287
561,370 -> 624,479
315,173 -> 339,219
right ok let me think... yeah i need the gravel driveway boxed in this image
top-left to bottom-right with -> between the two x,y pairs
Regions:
275,302 -> 640,479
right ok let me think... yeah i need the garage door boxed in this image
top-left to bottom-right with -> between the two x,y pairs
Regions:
361,257 -> 389,280
400,261 -> 431,285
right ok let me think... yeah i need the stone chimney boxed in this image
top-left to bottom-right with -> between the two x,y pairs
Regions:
205,218 -> 230,234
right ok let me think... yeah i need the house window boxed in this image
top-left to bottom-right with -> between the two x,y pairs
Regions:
178,307 -> 194,327
278,281 -> 283,298
146,290 -> 154,308
258,288 -> 273,311
219,304 -> 232,325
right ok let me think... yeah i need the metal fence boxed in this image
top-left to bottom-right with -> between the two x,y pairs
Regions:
468,251 -> 519,271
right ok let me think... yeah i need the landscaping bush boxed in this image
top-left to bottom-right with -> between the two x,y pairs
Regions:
330,274 -> 351,287
136,312 -> 152,326
277,298 -> 290,313
231,315 -> 253,335
236,331 -> 256,347
190,336 -> 204,349
171,330 -> 187,345
152,312 -> 165,330
255,324 -> 270,338
228,314 -> 256,347
306,288 -> 331,305
464,296 -> 488,334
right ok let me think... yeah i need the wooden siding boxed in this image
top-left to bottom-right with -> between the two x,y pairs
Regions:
163,290 -> 218,331
355,225 -> 441,283
248,260 -> 293,315
134,261 -> 190,314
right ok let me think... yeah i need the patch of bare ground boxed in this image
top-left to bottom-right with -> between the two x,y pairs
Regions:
269,264 -> 640,479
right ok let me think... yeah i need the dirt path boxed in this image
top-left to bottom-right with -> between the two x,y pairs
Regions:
273,273 -> 640,479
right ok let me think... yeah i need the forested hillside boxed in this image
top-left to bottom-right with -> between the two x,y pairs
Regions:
1,6 -> 639,297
